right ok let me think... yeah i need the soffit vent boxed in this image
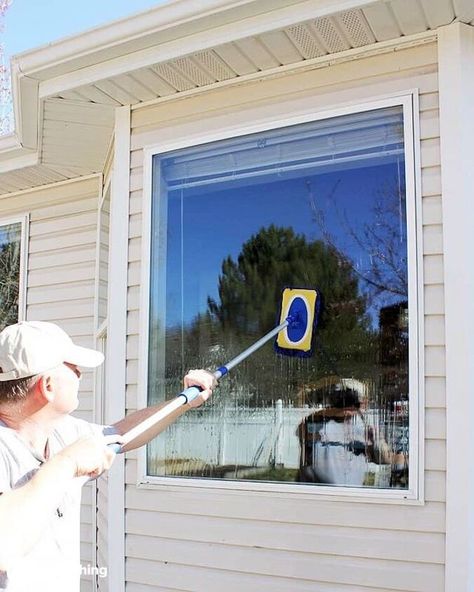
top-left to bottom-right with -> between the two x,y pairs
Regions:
311,16 -> 351,53
193,50 -> 237,81
286,23 -> 326,59
173,57 -> 217,86
152,63 -> 196,91
338,9 -> 376,47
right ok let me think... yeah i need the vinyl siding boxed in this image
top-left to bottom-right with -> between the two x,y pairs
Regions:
0,175 -> 102,592
124,41 -> 445,591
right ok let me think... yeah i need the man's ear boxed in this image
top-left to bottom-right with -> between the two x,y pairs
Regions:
34,374 -> 55,404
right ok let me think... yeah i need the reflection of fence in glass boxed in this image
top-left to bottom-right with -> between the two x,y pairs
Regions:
148,397 -> 409,489
0,222 -> 21,330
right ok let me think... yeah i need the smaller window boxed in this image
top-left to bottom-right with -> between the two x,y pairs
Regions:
0,220 -> 24,331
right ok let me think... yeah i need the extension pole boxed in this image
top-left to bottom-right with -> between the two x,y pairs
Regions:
114,318 -> 291,450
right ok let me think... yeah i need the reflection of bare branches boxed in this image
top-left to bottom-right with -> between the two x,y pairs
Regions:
306,175 -> 407,308
342,190 -> 407,297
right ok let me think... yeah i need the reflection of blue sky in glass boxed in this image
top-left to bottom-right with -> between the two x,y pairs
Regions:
165,163 -> 406,328
0,223 -> 20,247
151,106 -> 407,330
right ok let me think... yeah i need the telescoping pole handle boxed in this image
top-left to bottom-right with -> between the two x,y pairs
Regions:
179,318 -> 290,404
107,318 -> 292,453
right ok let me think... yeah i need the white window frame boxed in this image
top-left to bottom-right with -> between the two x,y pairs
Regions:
137,91 -> 424,503
94,179 -> 111,336
0,213 -> 29,323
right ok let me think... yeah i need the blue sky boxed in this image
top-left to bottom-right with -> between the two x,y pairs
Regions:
2,0 -> 167,59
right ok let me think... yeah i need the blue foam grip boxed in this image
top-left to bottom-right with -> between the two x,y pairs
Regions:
179,385 -> 203,404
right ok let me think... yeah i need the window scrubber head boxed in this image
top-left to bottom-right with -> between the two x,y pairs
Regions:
274,287 -> 320,358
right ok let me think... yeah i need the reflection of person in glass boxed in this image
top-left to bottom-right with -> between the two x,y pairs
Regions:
297,385 -> 392,486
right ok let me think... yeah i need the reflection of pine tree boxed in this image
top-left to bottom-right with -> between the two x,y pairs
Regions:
0,232 -> 20,331
208,224 -> 368,334
169,225 -> 377,405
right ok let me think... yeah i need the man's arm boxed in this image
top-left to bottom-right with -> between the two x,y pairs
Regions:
0,435 -> 117,571
112,369 -> 216,452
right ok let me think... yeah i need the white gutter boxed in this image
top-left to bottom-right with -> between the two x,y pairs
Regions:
0,61 -> 40,174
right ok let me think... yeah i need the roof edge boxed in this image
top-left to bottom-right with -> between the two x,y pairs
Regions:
12,0 -> 377,79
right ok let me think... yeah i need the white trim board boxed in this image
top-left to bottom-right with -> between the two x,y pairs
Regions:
438,22 -> 474,592
137,91 -> 424,504
102,106 -> 130,592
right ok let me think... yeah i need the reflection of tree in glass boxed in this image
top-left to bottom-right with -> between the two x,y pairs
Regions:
0,225 -> 20,331
208,224 -> 368,332
199,225 -> 376,402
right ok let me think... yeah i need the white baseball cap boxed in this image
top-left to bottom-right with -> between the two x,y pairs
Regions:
0,321 -> 104,381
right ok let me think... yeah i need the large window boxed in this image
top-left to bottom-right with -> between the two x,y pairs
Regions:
147,102 -> 417,492
0,219 -> 24,331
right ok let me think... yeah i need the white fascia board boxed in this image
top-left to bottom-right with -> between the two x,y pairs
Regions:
35,0 -> 378,99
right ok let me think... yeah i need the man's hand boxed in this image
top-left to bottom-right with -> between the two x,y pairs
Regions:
111,370 -> 217,452
183,369 -> 217,408
55,434 -> 122,479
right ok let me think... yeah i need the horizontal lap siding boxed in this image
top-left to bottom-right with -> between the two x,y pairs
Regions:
126,43 -> 445,591
0,176 -> 101,592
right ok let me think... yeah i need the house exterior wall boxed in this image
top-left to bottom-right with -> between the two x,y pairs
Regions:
0,175 -> 102,592
124,41 -> 445,591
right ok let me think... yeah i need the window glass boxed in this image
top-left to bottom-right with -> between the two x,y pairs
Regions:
0,222 -> 22,331
149,106 -> 410,489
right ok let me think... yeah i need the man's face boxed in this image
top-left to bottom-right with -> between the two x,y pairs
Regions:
47,362 -> 82,415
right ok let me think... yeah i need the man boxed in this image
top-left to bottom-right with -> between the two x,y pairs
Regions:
0,321 -> 215,591
297,385 -> 392,486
